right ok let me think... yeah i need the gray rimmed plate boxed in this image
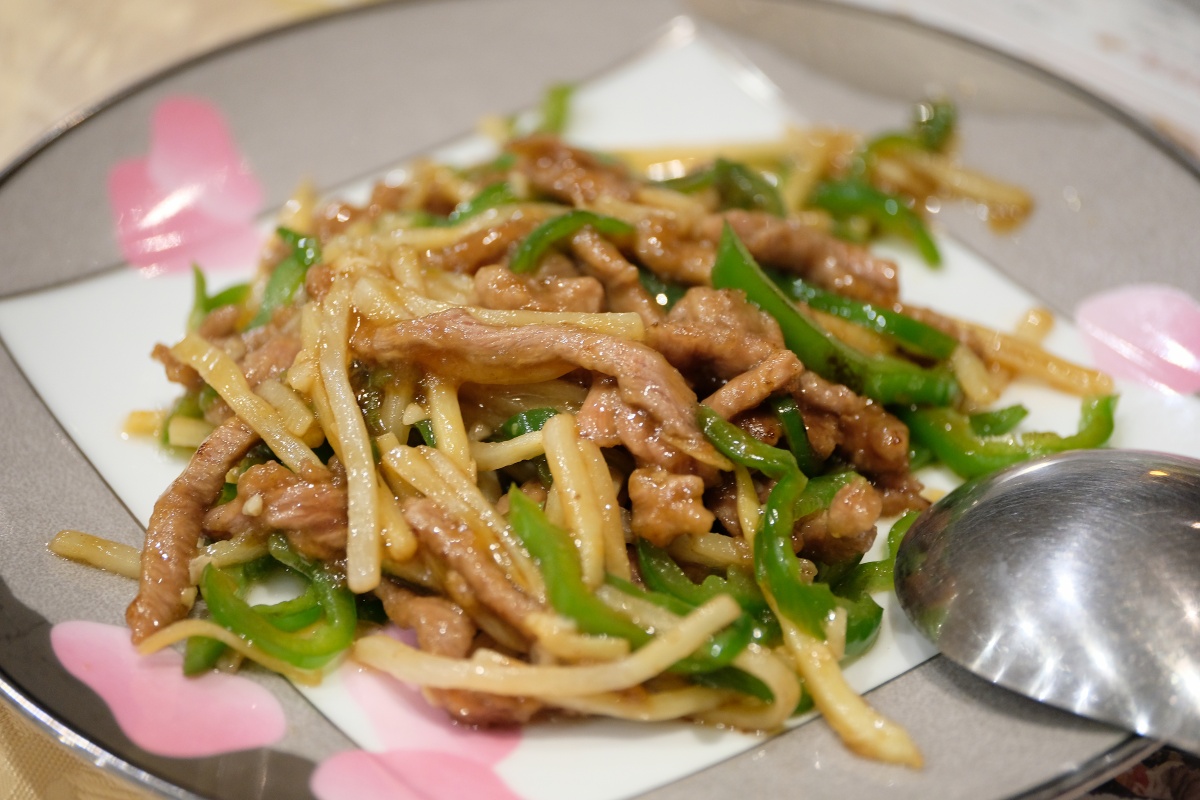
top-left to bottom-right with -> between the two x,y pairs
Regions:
1,1 -> 1197,798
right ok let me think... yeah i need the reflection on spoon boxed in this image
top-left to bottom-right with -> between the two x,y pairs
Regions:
895,450 -> 1200,752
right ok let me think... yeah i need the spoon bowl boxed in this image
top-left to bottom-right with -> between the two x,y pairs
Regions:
895,449 -> 1200,752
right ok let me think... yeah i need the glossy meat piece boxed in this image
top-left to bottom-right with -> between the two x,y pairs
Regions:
402,498 -> 541,635
202,460 -> 348,562
697,210 -> 899,306
648,287 -> 785,382
353,309 -> 725,469
423,215 -> 540,275
633,215 -> 714,286
792,476 -> 881,564
569,228 -> 664,326
474,263 -> 604,313
126,417 -> 259,642
791,371 -> 909,478
508,134 -> 637,205
703,350 -> 805,421
628,466 -> 715,547
375,578 -> 542,727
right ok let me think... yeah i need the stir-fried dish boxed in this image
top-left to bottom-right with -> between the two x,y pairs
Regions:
52,95 -> 1116,767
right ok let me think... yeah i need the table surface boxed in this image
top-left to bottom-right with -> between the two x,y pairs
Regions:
2,1 -> 1198,798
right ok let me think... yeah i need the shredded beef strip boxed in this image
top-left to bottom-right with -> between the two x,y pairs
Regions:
792,477 -> 881,564
791,371 -> 909,477
474,263 -> 604,313
576,377 -> 714,477
569,228 -> 664,327
508,134 -> 638,205
375,578 -> 476,657
789,371 -> 927,515
695,210 -> 900,307
305,262 -> 337,304
423,215 -> 540,275
574,377 -> 623,448
732,408 -> 784,446
196,304 -> 242,340
314,181 -> 411,240
151,344 -> 204,393
126,417 -> 259,642
402,498 -> 542,636
374,578 -> 541,727
240,330 -> 302,389
201,460 -> 349,562
628,467 -> 715,547
353,309 -> 726,469
702,350 -> 805,421
633,215 -> 714,286
648,287 -> 786,383
873,471 -> 930,517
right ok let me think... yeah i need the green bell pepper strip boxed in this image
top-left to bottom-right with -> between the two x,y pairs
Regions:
603,576 -> 756,675
791,471 -> 862,519
160,390 -> 205,449
701,408 -> 887,651
510,488 -> 755,673
183,635 -> 229,676
412,419 -> 436,447
638,269 -> 687,310
635,541 -> 781,647
771,273 -> 958,360
716,158 -> 786,217
659,158 -> 785,217
914,98 -> 957,152
536,82 -> 575,135
612,570 -> 773,698
699,408 -> 836,639
188,584 -> 325,675
969,404 -> 1029,437
810,178 -> 941,266
254,585 -> 323,632
830,511 -> 918,599
770,396 -> 824,477
820,511 -> 919,657
249,227 -> 322,328
698,403 -> 795,481
908,439 -> 936,472
722,565 -> 780,641
423,181 -> 520,228
691,667 -> 777,704
185,556 -> 281,675
188,266 -> 249,332
711,225 -> 960,406
754,470 -> 840,639
198,535 -> 357,670
865,98 -> 958,159
507,488 -> 647,643
790,470 -> 886,656
509,211 -> 634,274
490,408 -> 559,485
493,408 -> 560,440
899,395 -> 1118,480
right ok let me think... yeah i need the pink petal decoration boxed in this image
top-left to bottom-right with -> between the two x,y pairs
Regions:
50,620 -> 286,757
147,96 -> 262,222
108,96 -> 264,275
1076,283 -> 1200,394
342,661 -> 520,759
311,750 -> 524,800
310,629 -> 523,800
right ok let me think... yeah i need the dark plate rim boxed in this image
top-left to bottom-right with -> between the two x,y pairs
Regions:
0,0 -> 1190,796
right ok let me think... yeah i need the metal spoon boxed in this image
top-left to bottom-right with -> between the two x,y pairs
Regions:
894,449 -> 1200,752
